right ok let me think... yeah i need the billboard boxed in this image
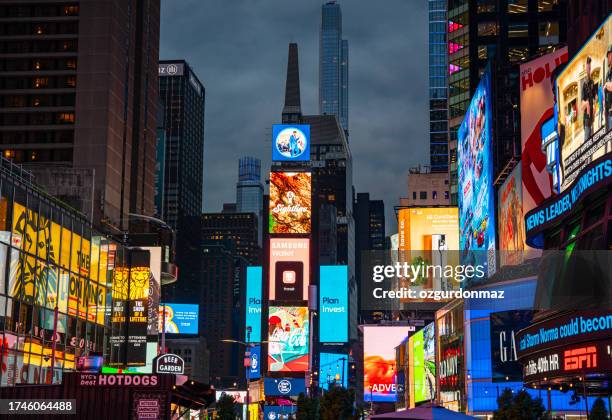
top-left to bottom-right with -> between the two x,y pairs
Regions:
319,266 -> 348,343
264,377 -> 307,396
249,345 -> 261,380
556,17 -> 612,191
272,124 -> 310,161
490,310 -> 534,382
520,48 -> 568,208
457,71 -> 496,276
267,306 -> 309,372
141,247 -> 161,336
498,165 -> 526,267
319,352 -> 349,390
364,326 -> 411,402
246,266 -> 262,342
158,304 -> 199,335
269,238 -> 310,301
269,172 -> 312,234
216,390 -> 247,404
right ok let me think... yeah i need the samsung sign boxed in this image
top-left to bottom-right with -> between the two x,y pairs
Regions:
319,266 -> 348,343
263,378 -> 306,396
245,267 -> 262,342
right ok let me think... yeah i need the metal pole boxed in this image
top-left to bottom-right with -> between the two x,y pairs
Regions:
245,330 -> 251,420
161,304 -> 166,354
341,357 -> 346,388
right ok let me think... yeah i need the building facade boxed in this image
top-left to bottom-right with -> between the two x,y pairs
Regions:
402,169 -> 451,207
236,157 -> 263,246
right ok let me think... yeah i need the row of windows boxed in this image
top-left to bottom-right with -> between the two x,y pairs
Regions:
0,58 -> 77,72
412,190 -> 451,200
2,148 -> 73,164
0,39 -> 77,54
1,112 -> 75,126
0,93 -> 75,108
0,5 -> 78,18
0,131 -> 73,144
0,22 -> 78,36
1,75 -> 76,90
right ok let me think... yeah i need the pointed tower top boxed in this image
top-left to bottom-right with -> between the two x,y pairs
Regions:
282,43 -> 302,121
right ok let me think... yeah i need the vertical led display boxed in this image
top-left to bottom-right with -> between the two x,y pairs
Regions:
490,310 -> 533,382
268,238 -> 310,301
319,352 -> 349,390
267,306 -> 309,372
245,266 -> 262,342
364,326 -> 411,402
272,124 -> 310,162
457,71 -> 496,278
269,172 -> 312,234
249,345 -> 261,380
319,265 -> 348,343
411,325 -> 436,404
498,166 -> 527,267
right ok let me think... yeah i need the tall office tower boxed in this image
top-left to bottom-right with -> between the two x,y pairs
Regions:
429,0 -> 449,173
354,193 -> 385,253
0,1 -> 160,228
158,60 -> 205,230
446,0 -> 566,204
566,1 -> 612,55
236,156 -> 263,246
319,1 -> 349,133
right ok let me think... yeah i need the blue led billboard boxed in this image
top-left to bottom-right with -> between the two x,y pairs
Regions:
319,265 -> 348,343
159,303 -> 198,334
246,266 -> 262,342
264,378 -> 306,396
319,352 -> 348,390
249,345 -> 261,380
272,124 -> 310,161
457,70 -> 496,279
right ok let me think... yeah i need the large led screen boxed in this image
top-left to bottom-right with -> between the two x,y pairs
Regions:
556,16 -> 612,191
268,306 -> 309,372
246,266 -> 262,342
319,352 -> 349,390
490,310 -> 533,382
158,303 -> 199,334
457,71 -> 496,277
272,124 -> 310,162
498,165 -> 526,267
421,323 -> 436,402
319,265 -> 348,343
364,326 -> 411,402
269,238 -> 310,301
269,172 -> 311,234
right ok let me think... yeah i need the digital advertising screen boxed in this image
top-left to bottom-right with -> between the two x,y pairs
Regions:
269,171 -> 312,234
319,265 -> 348,343
264,377 -> 307,396
457,70 -> 496,277
490,310 -> 534,382
267,306 -> 309,372
272,124 -> 310,161
498,165 -> 527,267
556,16 -> 612,191
216,390 -> 247,404
319,352 -> 349,390
249,345 -> 261,380
520,48 -> 568,207
363,326 -> 411,403
158,303 -> 199,335
411,329 -> 425,404
246,266 -> 262,342
268,238 -> 310,301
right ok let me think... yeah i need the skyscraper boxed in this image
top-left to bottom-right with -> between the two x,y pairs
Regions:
429,0 -> 449,173
319,1 -> 349,133
0,1 -> 160,228
236,156 -> 264,245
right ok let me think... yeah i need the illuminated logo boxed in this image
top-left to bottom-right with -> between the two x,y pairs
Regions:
272,191 -> 308,215
268,413 -> 277,420
167,64 -> 178,75
251,354 -> 258,370
278,379 -> 292,394
564,346 -> 597,371
274,127 -> 308,160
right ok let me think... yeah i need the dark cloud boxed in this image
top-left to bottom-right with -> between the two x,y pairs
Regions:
160,0 -> 429,233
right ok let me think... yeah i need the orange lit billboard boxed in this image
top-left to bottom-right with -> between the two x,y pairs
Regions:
269,238 -> 309,301
269,172 -> 311,234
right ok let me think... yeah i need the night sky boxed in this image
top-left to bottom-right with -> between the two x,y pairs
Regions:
160,0 -> 429,233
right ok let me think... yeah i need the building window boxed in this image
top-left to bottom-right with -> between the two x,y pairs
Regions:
508,23 -> 529,38
478,22 -> 497,37
420,191 -> 427,200
539,21 -> 559,46
33,77 -> 48,88
444,191 -> 449,199
508,0 -> 528,13
58,113 -> 75,124
538,0 -> 558,12
64,6 -> 79,16
412,191 -> 417,200
66,76 -> 76,88
433,191 -> 438,199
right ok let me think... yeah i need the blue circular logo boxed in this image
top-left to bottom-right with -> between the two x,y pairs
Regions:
275,128 -> 307,159
278,379 -> 292,394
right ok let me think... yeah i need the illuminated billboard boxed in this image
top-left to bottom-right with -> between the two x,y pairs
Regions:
216,390 -> 247,404
319,352 -> 349,390
319,266 -> 348,343
269,171 -> 312,234
158,303 -> 199,334
249,345 -> 261,380
267,306 -> 309,372
490,310 -> 533,382
364,326 -> 411,402
498,165 -> 526,267
520,48 -> 568,208
457,71 -> 496,276
246,266 -> 262,342
556,17 -> 612,191
269,238 -> 310,301
272,124 -> 310,161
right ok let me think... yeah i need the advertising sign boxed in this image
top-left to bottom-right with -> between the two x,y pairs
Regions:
319,352 -> 349,390
158,62 -> 184,76
520,48 -> 568,207
264,377 -> 307,396
248,345 -> 261,380
158,303 -> 199,335
457,71 -> 496,277
269,172 -> 312,234
269,238 -> 310,301
319,265 -> 348,343
216,390 -> 247,404
154,354 -> 184,375
267,306 -> 309,372
272,124 -> 310,161
498,166 -> 527,266
263,405 -> 297,419
490,310 -> 534,382
437,304 -> 464,412
77,374 -> 160,387
363,326 -> 411,402
556,17 -> 612,191
141,247 -> 161,336
246,266 -> 262,342
411,329 -> 425,403
423,323 -> 436,401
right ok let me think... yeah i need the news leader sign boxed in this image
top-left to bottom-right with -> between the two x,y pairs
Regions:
154,354 -> 185,375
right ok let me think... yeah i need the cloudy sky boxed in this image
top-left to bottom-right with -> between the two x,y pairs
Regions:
160,0 -> 429,233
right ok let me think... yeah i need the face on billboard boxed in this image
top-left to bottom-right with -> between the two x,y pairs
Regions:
216,391 -> 247,404
269,172 -> 312,234
364,326 -> 411,402
319,266 -> 348,343
246,267 -> 262,342
457,71 -> 496,277
272,124 -> 310,161
158,303 -> 199,334
319,352 -> 349,390
498,166 -> 526,267
267,306 -> 309,372
269,238 -> 310,301
556,17 -> 612,191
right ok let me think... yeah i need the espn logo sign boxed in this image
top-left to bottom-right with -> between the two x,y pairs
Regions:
564,346 -> 597,372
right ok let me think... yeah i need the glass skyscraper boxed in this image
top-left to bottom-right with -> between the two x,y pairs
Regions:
236,156 -> 263,245
319,1 -> 349,133
429,0 -> 449,173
